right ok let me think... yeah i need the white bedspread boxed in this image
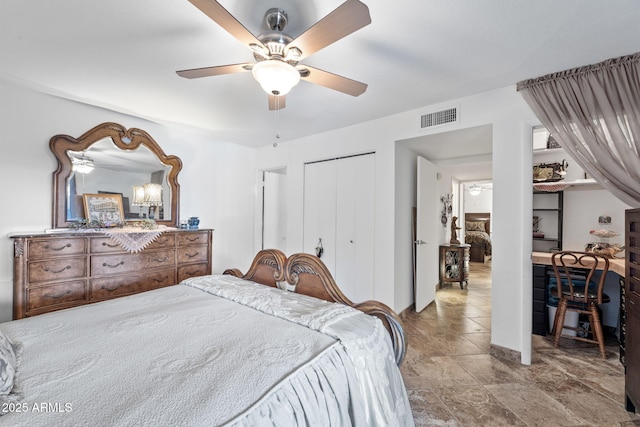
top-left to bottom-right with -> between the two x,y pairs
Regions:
0,276 -> 413,426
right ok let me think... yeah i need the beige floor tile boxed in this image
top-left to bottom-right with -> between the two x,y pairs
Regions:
402,260 -> 640,426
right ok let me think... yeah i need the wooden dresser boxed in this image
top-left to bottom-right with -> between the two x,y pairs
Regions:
625,208 -> 640,414
11,229 -> 212,319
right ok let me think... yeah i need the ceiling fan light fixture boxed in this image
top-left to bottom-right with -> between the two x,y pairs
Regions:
251,59 -> 300,96
72,154 -> 94,174
468,184 -> 482,196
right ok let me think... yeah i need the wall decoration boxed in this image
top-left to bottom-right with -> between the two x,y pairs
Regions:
82,193 -> 125,226
440,194 -> 452,227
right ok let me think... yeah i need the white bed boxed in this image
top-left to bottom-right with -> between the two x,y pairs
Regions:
0,251 -> 412,426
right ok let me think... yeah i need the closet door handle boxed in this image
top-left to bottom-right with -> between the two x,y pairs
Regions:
414,240 -> 427,245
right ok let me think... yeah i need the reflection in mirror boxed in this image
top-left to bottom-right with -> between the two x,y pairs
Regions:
67,139 -> 172,222
51,123 -> 182,228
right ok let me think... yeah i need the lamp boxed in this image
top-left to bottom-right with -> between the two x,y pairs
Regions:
143,183 -> 163,219
132,185 -> 146,218
251,59 -> 300,95
468,184 -> 482,196
72,154 -> 94,174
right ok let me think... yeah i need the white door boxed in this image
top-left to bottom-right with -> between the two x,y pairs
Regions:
335,154 -> 375,301
303,155 -> 375,302
415,156 -> 439,312
303,161 -> 337,274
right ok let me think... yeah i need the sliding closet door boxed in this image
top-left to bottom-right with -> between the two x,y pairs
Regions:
303,153 -> 374,302
303,160 -> 337,275
335,154 -> 375,302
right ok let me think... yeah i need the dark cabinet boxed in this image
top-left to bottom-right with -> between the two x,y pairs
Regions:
439,244 -> 470,289
532,264 -> 548,336
625,208 -> 640,413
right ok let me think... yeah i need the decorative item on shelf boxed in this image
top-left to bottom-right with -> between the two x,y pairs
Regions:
180,219 -> 188,229
585,217 -> 624,258
546,134 -> 561,149
532,159 -> 569,182
440,194 -> 452,227
450,216 -> 461,244
187,216 -> 200,230
82,193 -> 125,226
532,216 -> 544,238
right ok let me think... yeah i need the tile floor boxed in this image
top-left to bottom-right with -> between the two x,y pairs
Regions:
399,260 -> 640,426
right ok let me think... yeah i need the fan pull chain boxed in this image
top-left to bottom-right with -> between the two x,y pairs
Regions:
273,96 -> 281,147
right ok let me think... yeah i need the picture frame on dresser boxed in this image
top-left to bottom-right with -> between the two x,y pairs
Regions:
82,193 -> 125,224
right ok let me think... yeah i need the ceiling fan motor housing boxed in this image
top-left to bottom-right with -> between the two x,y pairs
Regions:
265,8 -> 288,32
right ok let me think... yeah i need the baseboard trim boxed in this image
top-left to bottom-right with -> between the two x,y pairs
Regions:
489,343 -> 521,364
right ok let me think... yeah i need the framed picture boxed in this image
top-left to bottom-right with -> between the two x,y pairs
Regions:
82,193 -> 125,225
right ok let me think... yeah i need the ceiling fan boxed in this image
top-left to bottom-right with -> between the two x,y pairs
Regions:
177,0 -> 371,110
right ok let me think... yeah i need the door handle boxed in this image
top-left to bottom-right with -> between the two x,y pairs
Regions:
414,240 -> 427,245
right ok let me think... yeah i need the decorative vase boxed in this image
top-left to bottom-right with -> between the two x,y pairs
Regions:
188,217 -> 200,229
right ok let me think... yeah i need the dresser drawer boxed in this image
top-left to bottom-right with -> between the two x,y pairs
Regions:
91,249 -> 176,276
177,231 -> 210,247
177,245 -> 209,264
90,237 -> 125,253
90,269 -> 176,299
27,280 -> 87,311
178,263 -> 210,282
28,257 -> 87,283
148,233 -> 176,249
27,238 -> 87,259
90,233 -> 177,254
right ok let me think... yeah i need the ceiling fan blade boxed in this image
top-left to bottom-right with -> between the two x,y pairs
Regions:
176,63 -> 251,79
288,0 -> 371,60
188,0 -> 264,49
299,66 -> 367,97
269,94 -> 286,110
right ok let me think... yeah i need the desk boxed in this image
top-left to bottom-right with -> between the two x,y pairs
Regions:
532,251 -> 627,365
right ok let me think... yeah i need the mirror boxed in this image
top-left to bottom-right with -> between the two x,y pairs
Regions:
51,122 -> 182,228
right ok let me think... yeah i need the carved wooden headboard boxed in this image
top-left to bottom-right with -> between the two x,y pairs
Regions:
223,249 -> 406,366
465,212 -> 491,234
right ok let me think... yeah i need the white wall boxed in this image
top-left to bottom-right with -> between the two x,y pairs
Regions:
254,86 -> 539,363
0,80 -> 257,322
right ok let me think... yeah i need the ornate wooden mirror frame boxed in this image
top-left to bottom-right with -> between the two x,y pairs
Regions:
51,122 -> 182,228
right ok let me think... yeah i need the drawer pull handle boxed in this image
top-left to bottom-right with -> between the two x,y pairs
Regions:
186,237 -> 199,242
185,252 -> 199,258
630,299 -> 636,305
152,276 -> 169,283
157,238 -> 170,244
45,243 -> 72,251
154,257 -> 170,263
100,284 -> 119,292
44,289 -> 72,299
102,261 -> 125,268
43,265 -> 71,274
101,242 -> 120,248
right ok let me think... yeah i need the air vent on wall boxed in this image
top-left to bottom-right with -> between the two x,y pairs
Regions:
420,107 -> 458,129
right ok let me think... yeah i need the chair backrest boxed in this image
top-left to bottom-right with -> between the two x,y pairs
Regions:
550,251 -> 609,304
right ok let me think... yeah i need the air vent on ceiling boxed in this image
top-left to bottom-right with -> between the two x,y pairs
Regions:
420,107 -> 458,129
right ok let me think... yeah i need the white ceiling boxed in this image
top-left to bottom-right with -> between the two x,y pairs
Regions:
1,0 -> 639,162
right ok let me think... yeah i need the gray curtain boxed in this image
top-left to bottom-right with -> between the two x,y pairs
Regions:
517,52 -> 640,206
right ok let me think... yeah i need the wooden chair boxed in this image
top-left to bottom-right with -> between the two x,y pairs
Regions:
550,251 -> 610,358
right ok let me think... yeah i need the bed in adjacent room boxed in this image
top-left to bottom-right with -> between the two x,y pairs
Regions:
0,250 -> 412,426
464,212 -> 492,263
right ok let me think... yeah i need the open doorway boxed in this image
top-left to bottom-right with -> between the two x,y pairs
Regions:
398,124 -> 493,322
261,168 -> 287,252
